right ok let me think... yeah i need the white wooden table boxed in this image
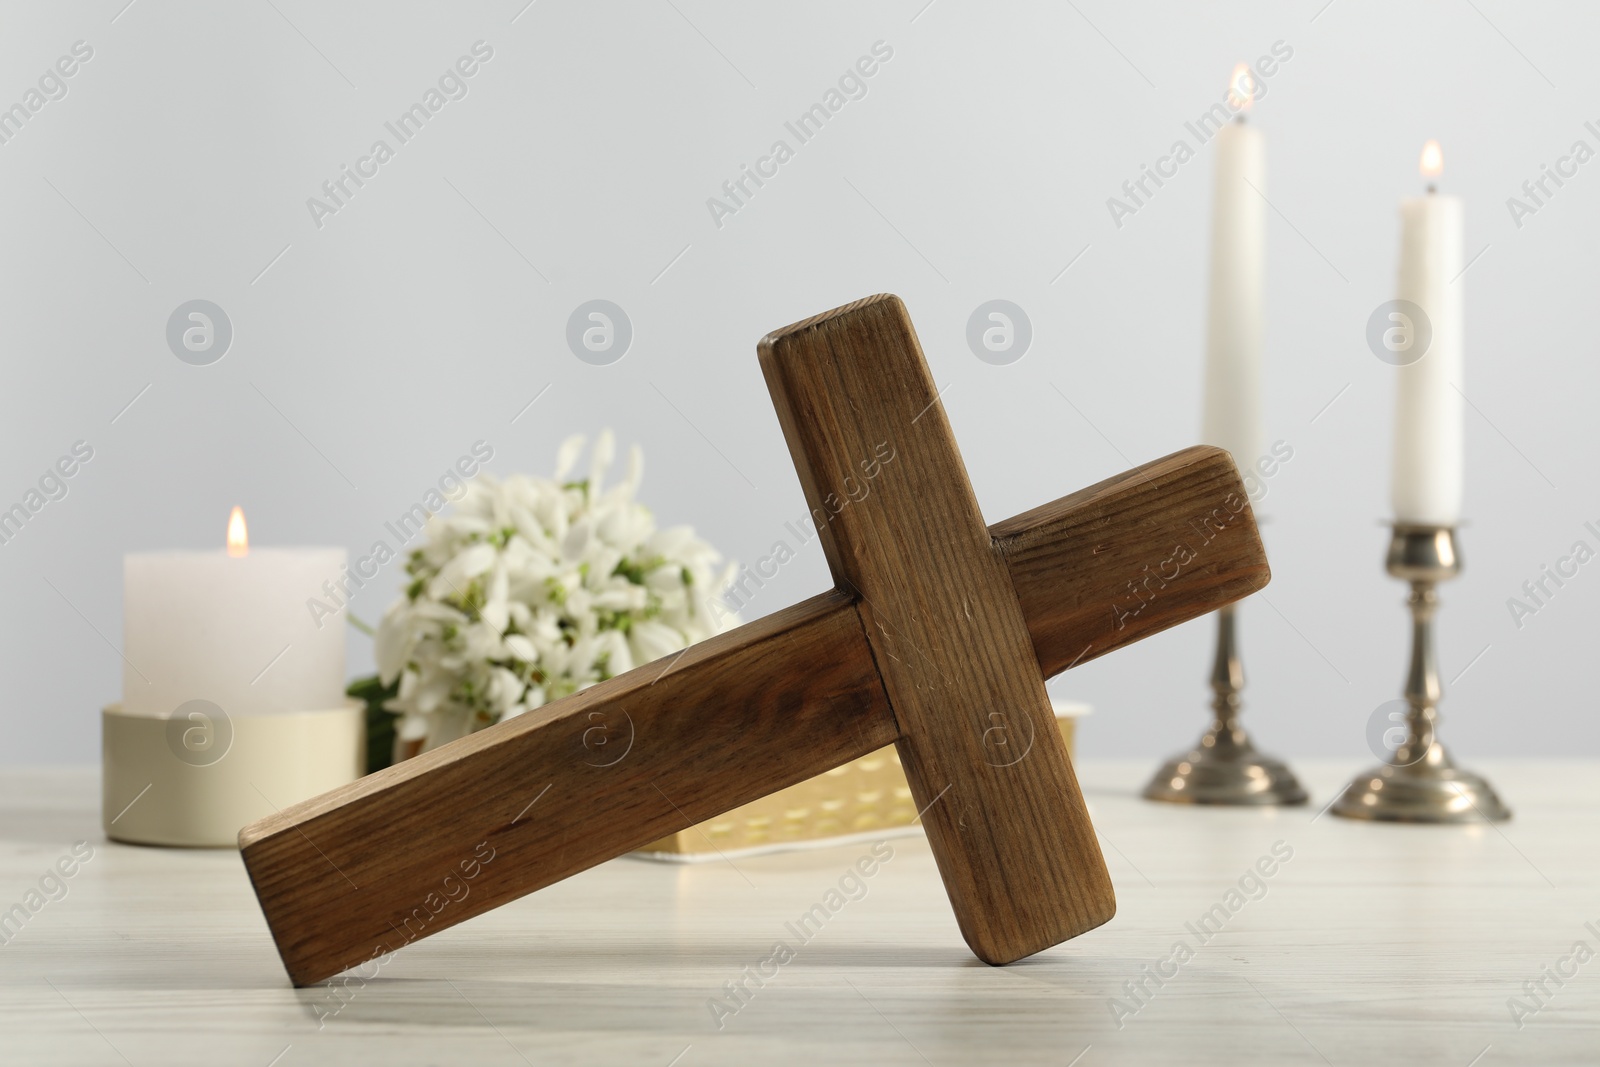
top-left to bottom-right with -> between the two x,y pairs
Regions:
1,761 -> 1594,1065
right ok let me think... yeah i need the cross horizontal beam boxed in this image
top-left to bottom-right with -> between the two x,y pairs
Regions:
242,444 -> 1265,985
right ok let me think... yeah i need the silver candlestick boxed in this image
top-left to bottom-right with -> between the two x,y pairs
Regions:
1142,603 -> 1307,806
1332,524 -> 1510,822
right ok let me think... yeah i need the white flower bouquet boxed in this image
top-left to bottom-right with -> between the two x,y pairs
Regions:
369,431 -> 738,753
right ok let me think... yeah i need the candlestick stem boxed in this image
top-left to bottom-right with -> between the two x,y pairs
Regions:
1142,603 -> 1307,806
1209,605 -> 1245,741
1397,577 -> 1441,766
1331,525 -> 1510,822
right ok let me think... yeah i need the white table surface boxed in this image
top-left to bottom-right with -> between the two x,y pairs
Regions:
0,760 -> 1594,1066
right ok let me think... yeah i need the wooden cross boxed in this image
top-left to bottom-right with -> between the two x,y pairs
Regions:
241,294 -> 1268,986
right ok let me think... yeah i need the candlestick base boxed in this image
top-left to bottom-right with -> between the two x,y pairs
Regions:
1142,605 -> 1307,806
1143,727 -> 1308,806
1332,525 -> 1510,823
1330,747 -> 1510,823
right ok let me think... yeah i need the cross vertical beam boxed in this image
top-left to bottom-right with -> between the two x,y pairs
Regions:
760,294 -> 1114,963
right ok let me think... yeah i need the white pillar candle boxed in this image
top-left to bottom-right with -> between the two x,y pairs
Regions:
1391,140 -> 1465,526
122,508 -> 347,718
1200,70 -> 1266,472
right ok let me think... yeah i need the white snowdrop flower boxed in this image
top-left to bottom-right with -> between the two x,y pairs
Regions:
629,620 -> 685,664
374,431 -> 739,751
554,435 -> 585,481
398,712 -> 431,742
488,667 -> 524,714
599,587 -> 648,614
588,429 -> 615,496
481,563 -> 511,634
597,629 -> 633,678
619,445 -> 643,500
561,521 -> 592,564
645,563 -> 685,593
434,541 -> 496,586
646,526 -> 695,559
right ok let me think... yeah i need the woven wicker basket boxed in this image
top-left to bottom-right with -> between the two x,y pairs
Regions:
633,700 -> 1086,860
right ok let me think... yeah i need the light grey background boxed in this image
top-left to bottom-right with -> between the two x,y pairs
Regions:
2,0 -> 1592,766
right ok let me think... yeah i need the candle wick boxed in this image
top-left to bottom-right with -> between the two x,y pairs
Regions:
1426,183 -> 1437,195
1234,114 -> 1246,125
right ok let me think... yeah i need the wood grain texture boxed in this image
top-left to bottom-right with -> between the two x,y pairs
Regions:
993,445 -> 1270,678
241,591 -> 897,986
758,293 -> 1114,964
241,294 -> 1272,986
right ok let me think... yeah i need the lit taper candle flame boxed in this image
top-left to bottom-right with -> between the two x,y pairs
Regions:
227,506 -> 248,558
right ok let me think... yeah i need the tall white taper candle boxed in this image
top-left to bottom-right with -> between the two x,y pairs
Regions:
1200,115 -> 1265,471
1391,141 -> 1464,525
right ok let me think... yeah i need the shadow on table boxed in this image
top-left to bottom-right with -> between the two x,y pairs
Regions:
290,940 -> 1119,1043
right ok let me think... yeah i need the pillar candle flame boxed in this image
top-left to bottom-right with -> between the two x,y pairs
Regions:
1227,62 -> 1255,112
1420,139 -> 1444,181
227,506 -> 249,558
